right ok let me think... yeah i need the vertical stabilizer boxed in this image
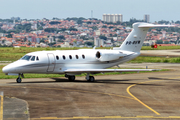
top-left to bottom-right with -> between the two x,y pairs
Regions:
119,22 -> 174,52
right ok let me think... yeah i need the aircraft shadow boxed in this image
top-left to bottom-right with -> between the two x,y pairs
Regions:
148,77 -> 180,81
52,78 -> 162,86
6,78 -> 162,86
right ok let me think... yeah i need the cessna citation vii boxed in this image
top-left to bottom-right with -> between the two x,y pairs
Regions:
2,22 -> 174,83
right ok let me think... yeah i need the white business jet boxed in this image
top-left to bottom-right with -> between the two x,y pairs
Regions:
2,22 -> 173,83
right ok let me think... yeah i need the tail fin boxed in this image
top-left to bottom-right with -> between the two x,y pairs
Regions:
119,22 -> 174,52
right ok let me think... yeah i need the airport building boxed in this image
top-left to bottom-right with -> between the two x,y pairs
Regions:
94,38 -> 104,47
144,14 -> 150,23
103,14 -> 123,23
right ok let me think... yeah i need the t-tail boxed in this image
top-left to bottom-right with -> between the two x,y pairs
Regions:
119,22 -> 174,52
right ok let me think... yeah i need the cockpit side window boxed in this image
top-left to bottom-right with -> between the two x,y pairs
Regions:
21,55 -> 32,61
36,56 -> 39,61
31,56 -> 35,61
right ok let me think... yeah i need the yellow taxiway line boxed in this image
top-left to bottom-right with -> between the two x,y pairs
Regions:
31,116 -> 180,119
0,92 -> 3,120
126,80 -> 161,115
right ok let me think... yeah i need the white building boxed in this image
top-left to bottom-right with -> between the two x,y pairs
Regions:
103,14 -> 123,23
94,38 -> 104,47
144,14 -> 150,23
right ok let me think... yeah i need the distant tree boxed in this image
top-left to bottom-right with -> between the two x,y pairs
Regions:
44,28 -> 57,33
90,26 -> 98,30
58,40 -> 64,42
23,23 -> 32,32
66,17 -> 85,22
156,40 -> 163,44
111,38 -> 114,43
57,35 -> 65,40
14,23 -> 32,33
99,35 -> 107,40
109,26 -> 114,29
77,19 -> 83,24
158,20 -> 170,24
6,33 -> 12,38
164,41 -> 170,44
175,20 -> 180,24
112,34 -> 117,37
7,30 -> 19,33
114,28 -> 120,31
116,21 -> 121,25
37,26 -> 43,30
85,41 -> 93,46
0,28 -> 6,33
86,21 -> 92,24
58,28 -> 67,32
49,21 -> 61,25
40,39 -> 45,43
80,36 -> 88,40
68,27 -> 78,31
102,25 -> 107,28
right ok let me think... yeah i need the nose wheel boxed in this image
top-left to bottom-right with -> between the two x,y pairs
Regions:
16,77 -> 22,83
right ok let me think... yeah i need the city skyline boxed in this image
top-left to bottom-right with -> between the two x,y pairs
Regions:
0,0 -> 179,22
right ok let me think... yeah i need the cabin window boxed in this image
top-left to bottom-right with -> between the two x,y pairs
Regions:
82,54 -> 85,59
76,55 -> 79,59
56,55 -> 59,60
31,56 -> 35,61
69,55 -> 72,59
62,55 -> 66,60
36,56 -> 39,61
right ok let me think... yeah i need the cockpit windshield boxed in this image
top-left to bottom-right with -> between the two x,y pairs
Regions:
21,55 -> 39,61
21,55 -> 32,60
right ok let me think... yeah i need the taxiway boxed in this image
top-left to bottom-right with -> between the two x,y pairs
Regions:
1,63 -> 180,119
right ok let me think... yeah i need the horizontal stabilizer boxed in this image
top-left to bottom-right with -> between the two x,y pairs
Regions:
64,69 -> 159,73
138,24 -> 175,28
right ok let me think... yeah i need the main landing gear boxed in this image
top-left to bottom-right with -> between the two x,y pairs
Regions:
65,73 -> 95,82
65,74 -> 75,81
16,73 -> 24,83
85,73 -> 95,82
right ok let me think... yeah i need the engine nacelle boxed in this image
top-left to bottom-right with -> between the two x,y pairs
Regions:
96,50 -> 124,62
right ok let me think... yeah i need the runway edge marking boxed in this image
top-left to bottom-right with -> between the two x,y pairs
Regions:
126,80 -> 161,115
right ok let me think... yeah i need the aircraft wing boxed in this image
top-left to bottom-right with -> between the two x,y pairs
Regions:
64,69 -> 158,73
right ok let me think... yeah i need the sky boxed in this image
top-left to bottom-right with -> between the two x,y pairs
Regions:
0,0 -> 179,22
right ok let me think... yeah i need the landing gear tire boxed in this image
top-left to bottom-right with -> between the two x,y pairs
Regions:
68,76 -> 75,81
88,76 -> 95,82
16,77 -> 22,83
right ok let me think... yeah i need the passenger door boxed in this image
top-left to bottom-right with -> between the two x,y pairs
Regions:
47,53 -> 55,72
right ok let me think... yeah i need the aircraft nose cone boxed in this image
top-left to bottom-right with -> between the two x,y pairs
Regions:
2,65 -> 14,73
2,66 -> 8,73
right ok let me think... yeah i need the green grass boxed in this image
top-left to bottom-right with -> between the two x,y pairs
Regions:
129,56 -> 180,63
1,47 -> 180,63
141,46 -> 180,50
0,65 -> 167,79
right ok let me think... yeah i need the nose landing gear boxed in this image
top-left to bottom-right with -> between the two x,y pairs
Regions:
16,73 -> 24,83
16,77 -> 22,83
